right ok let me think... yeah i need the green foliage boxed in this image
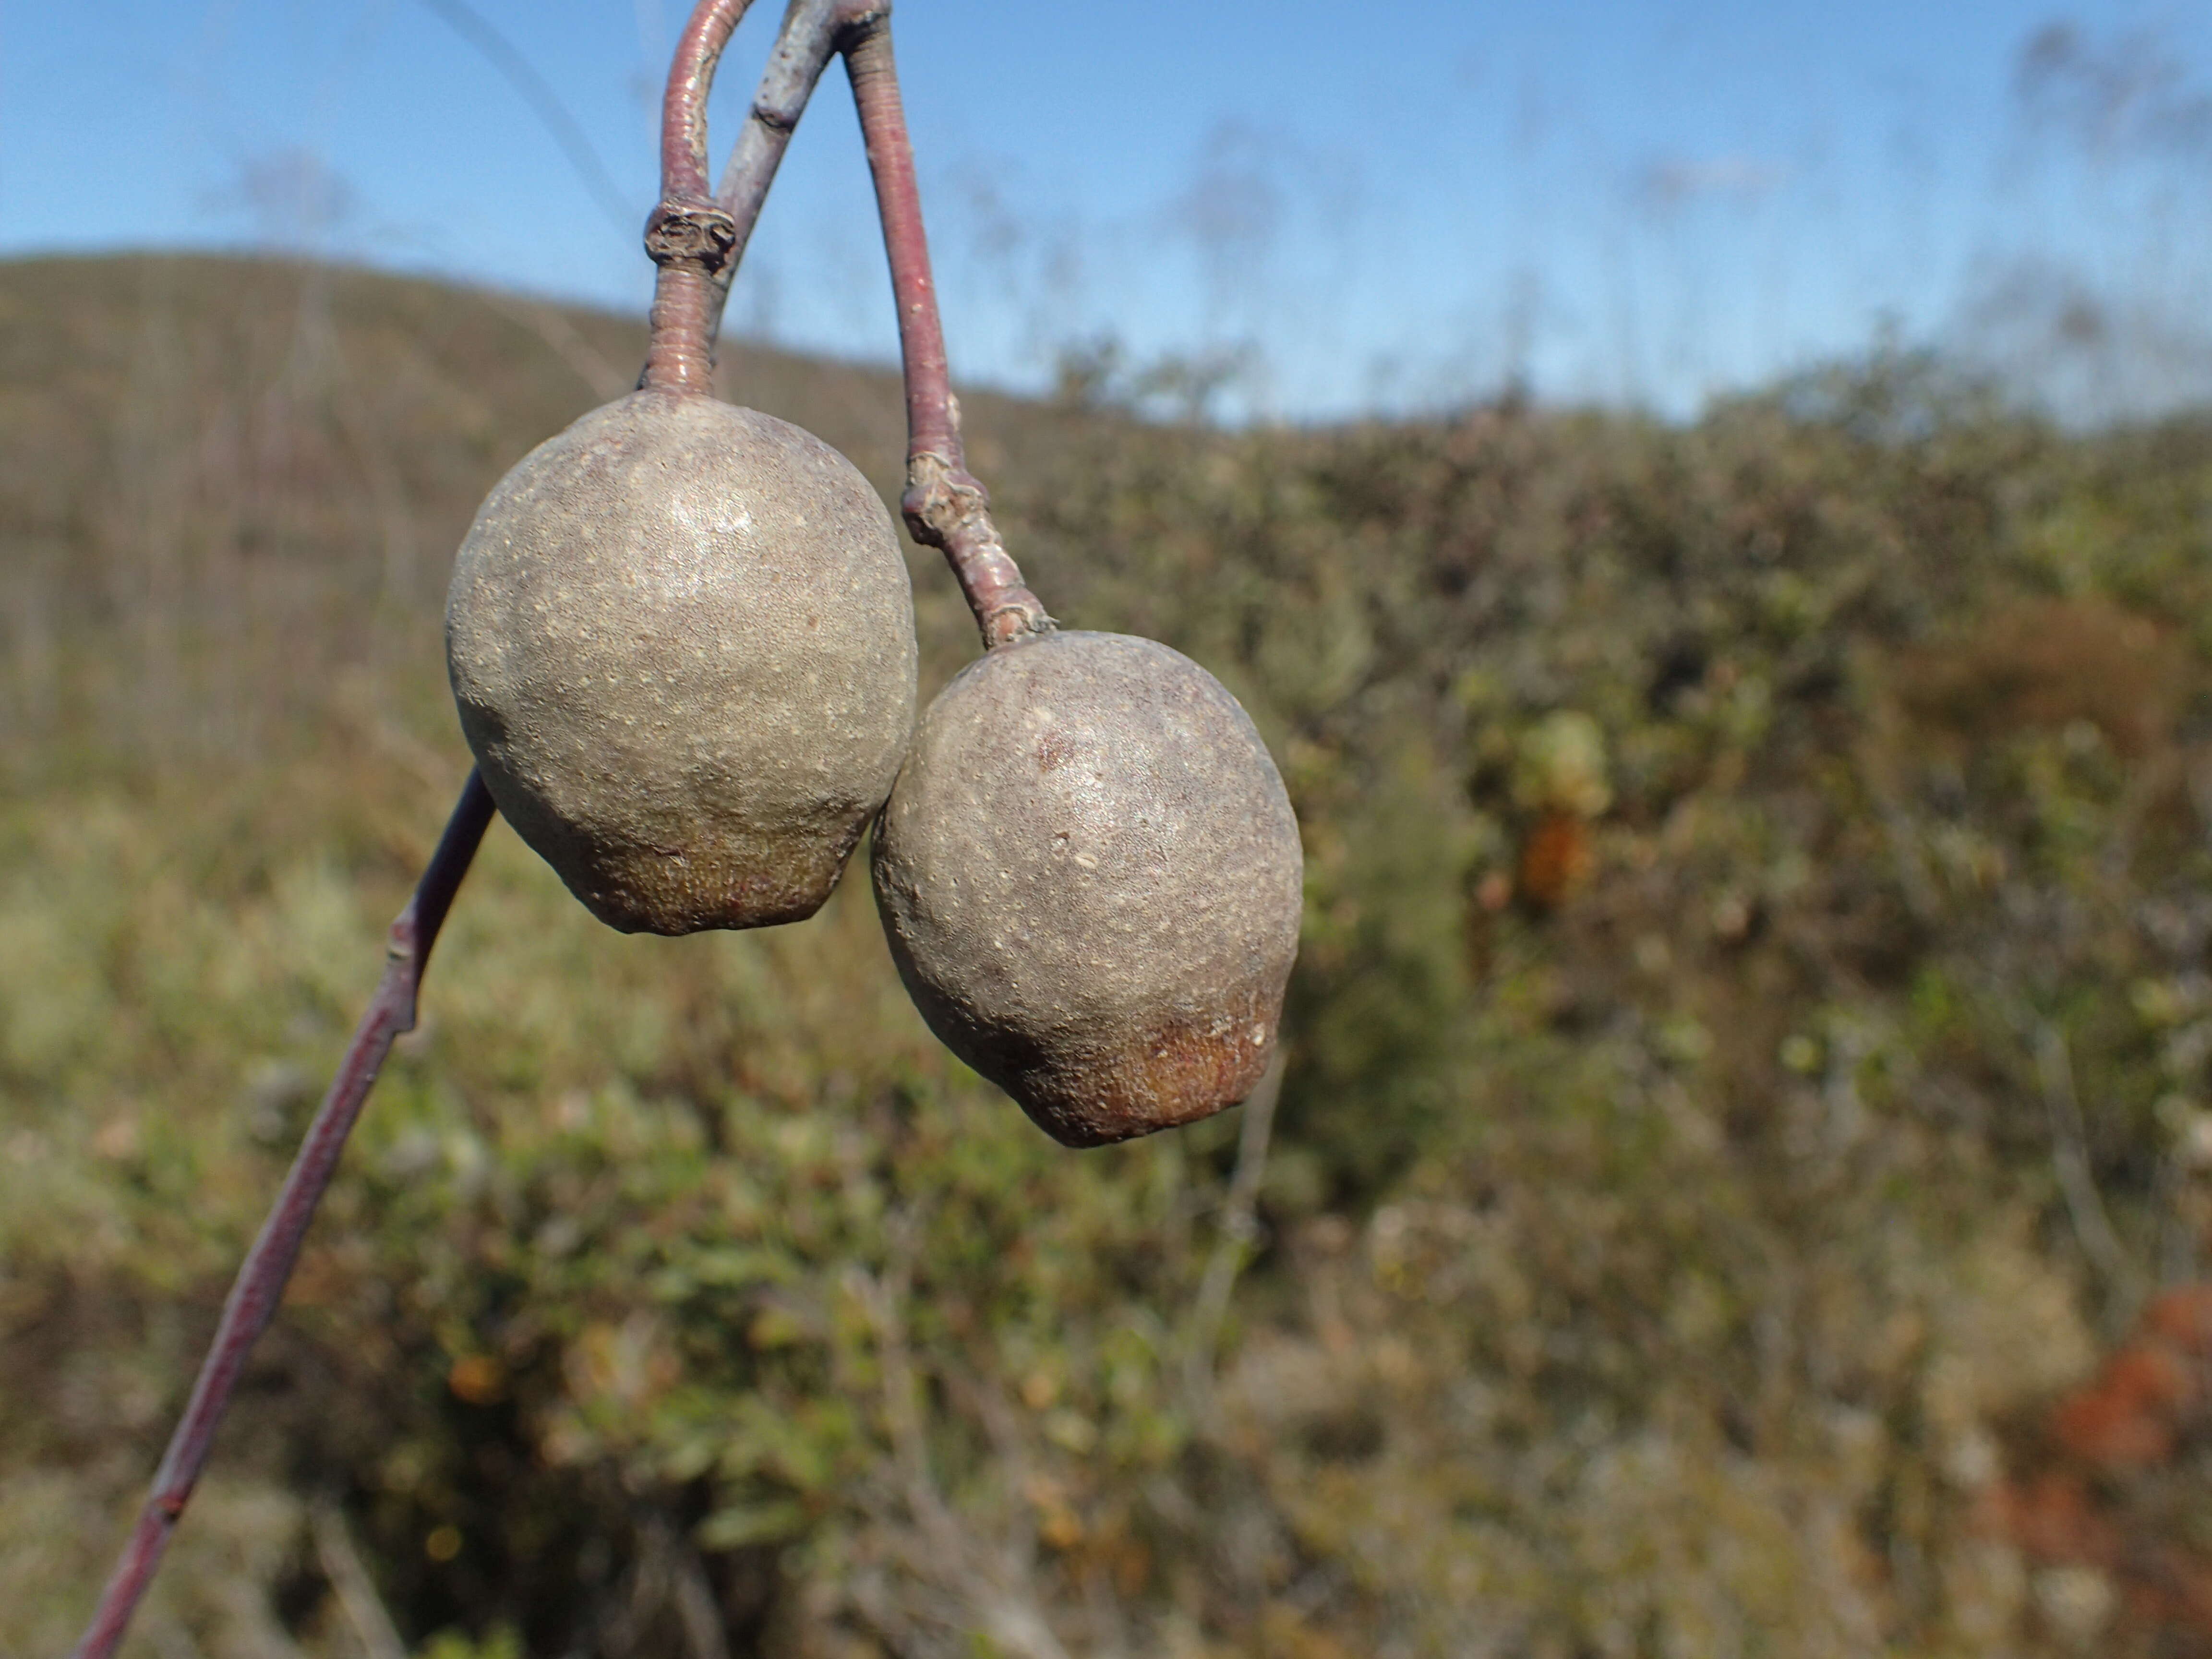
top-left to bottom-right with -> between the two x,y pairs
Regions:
9,256 -> 2212,1655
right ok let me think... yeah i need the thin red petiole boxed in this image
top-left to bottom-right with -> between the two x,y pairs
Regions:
840,12 -> 1053,649
72,772 -> 497,1659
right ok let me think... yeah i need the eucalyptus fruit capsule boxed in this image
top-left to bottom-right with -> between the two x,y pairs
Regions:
446,387 -> 918,934
872,630 -> 1303,1146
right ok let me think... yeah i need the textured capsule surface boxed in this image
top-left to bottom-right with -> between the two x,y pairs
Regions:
447,389 -> 917,934
872,630 -> 1303,1147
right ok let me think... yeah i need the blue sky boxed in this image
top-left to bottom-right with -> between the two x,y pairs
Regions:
2,1 -> 2209,418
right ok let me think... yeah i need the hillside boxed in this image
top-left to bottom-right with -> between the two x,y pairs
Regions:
7,254 -> 2212,1657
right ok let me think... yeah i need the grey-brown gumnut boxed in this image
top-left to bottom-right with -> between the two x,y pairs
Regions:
871,630 -> 1303,1147
446,389 -> 917,934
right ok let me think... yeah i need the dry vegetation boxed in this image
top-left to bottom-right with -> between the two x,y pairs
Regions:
8,253 -> 2212,1657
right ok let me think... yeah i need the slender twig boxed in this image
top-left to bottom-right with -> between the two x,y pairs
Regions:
73,772 -> 497,1659
661,0 -> 752,205
857,1215 -> 1071,1659
658,0 -> 1056,648
701,0 -> 856,342
74,5 -> 869,1648
414,0 -> 635,236
1182,1046 -> 1286,1420
839,12 -> 1053,648
2033,1021 -> 2143,1302
311,1497 -> 409,1659
716,1 -> 847,229
641,0 -> 758,392
642,0 -> 874,390
78,9 -> 1037,1651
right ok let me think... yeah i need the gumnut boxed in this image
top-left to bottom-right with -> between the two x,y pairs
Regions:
447,388 -> 917,934
871,629 -> 1303,1146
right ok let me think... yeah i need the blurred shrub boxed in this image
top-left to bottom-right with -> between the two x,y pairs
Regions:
10,257 -> 2212,1656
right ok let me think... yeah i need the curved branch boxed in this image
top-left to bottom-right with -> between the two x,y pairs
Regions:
661,0 -> 755,205
715,1 -> 845,266
840,11 -> 1053,648
642,0 -> 758,391
699,0 -> 854,347
72,773 -> 498,1659
677,0 -> 889,365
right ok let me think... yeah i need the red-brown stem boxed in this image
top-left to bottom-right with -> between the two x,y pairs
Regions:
658,0 -> 875,381
642,0 -> 757,391
661,0 -> 749,204
643,260 -> 723,392
841,13 -> 1053,648
72,772 -> 498,1659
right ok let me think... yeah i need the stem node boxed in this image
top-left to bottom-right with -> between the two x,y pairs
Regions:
845,20 -> 1056,648
645,200 -> 740,272
71,772 -> 496,1659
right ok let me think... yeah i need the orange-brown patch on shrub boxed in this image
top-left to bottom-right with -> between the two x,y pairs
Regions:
1518,810 -> 1596,910
1892,595 -> 2188,758
1989,1285 -> 2212,1644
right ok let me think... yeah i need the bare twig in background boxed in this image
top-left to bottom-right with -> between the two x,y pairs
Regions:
414,0 -> 637,237
603,1517 -> 732,1659
310,1499 -> 407,1659
670,1529 -> 734,1659
1183,1047 -> 1286,1419
477,290 -> 636,401
854,1210 -> 1072,1659
2034,1020 -> 2144,1303
313,312 -> 423,605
